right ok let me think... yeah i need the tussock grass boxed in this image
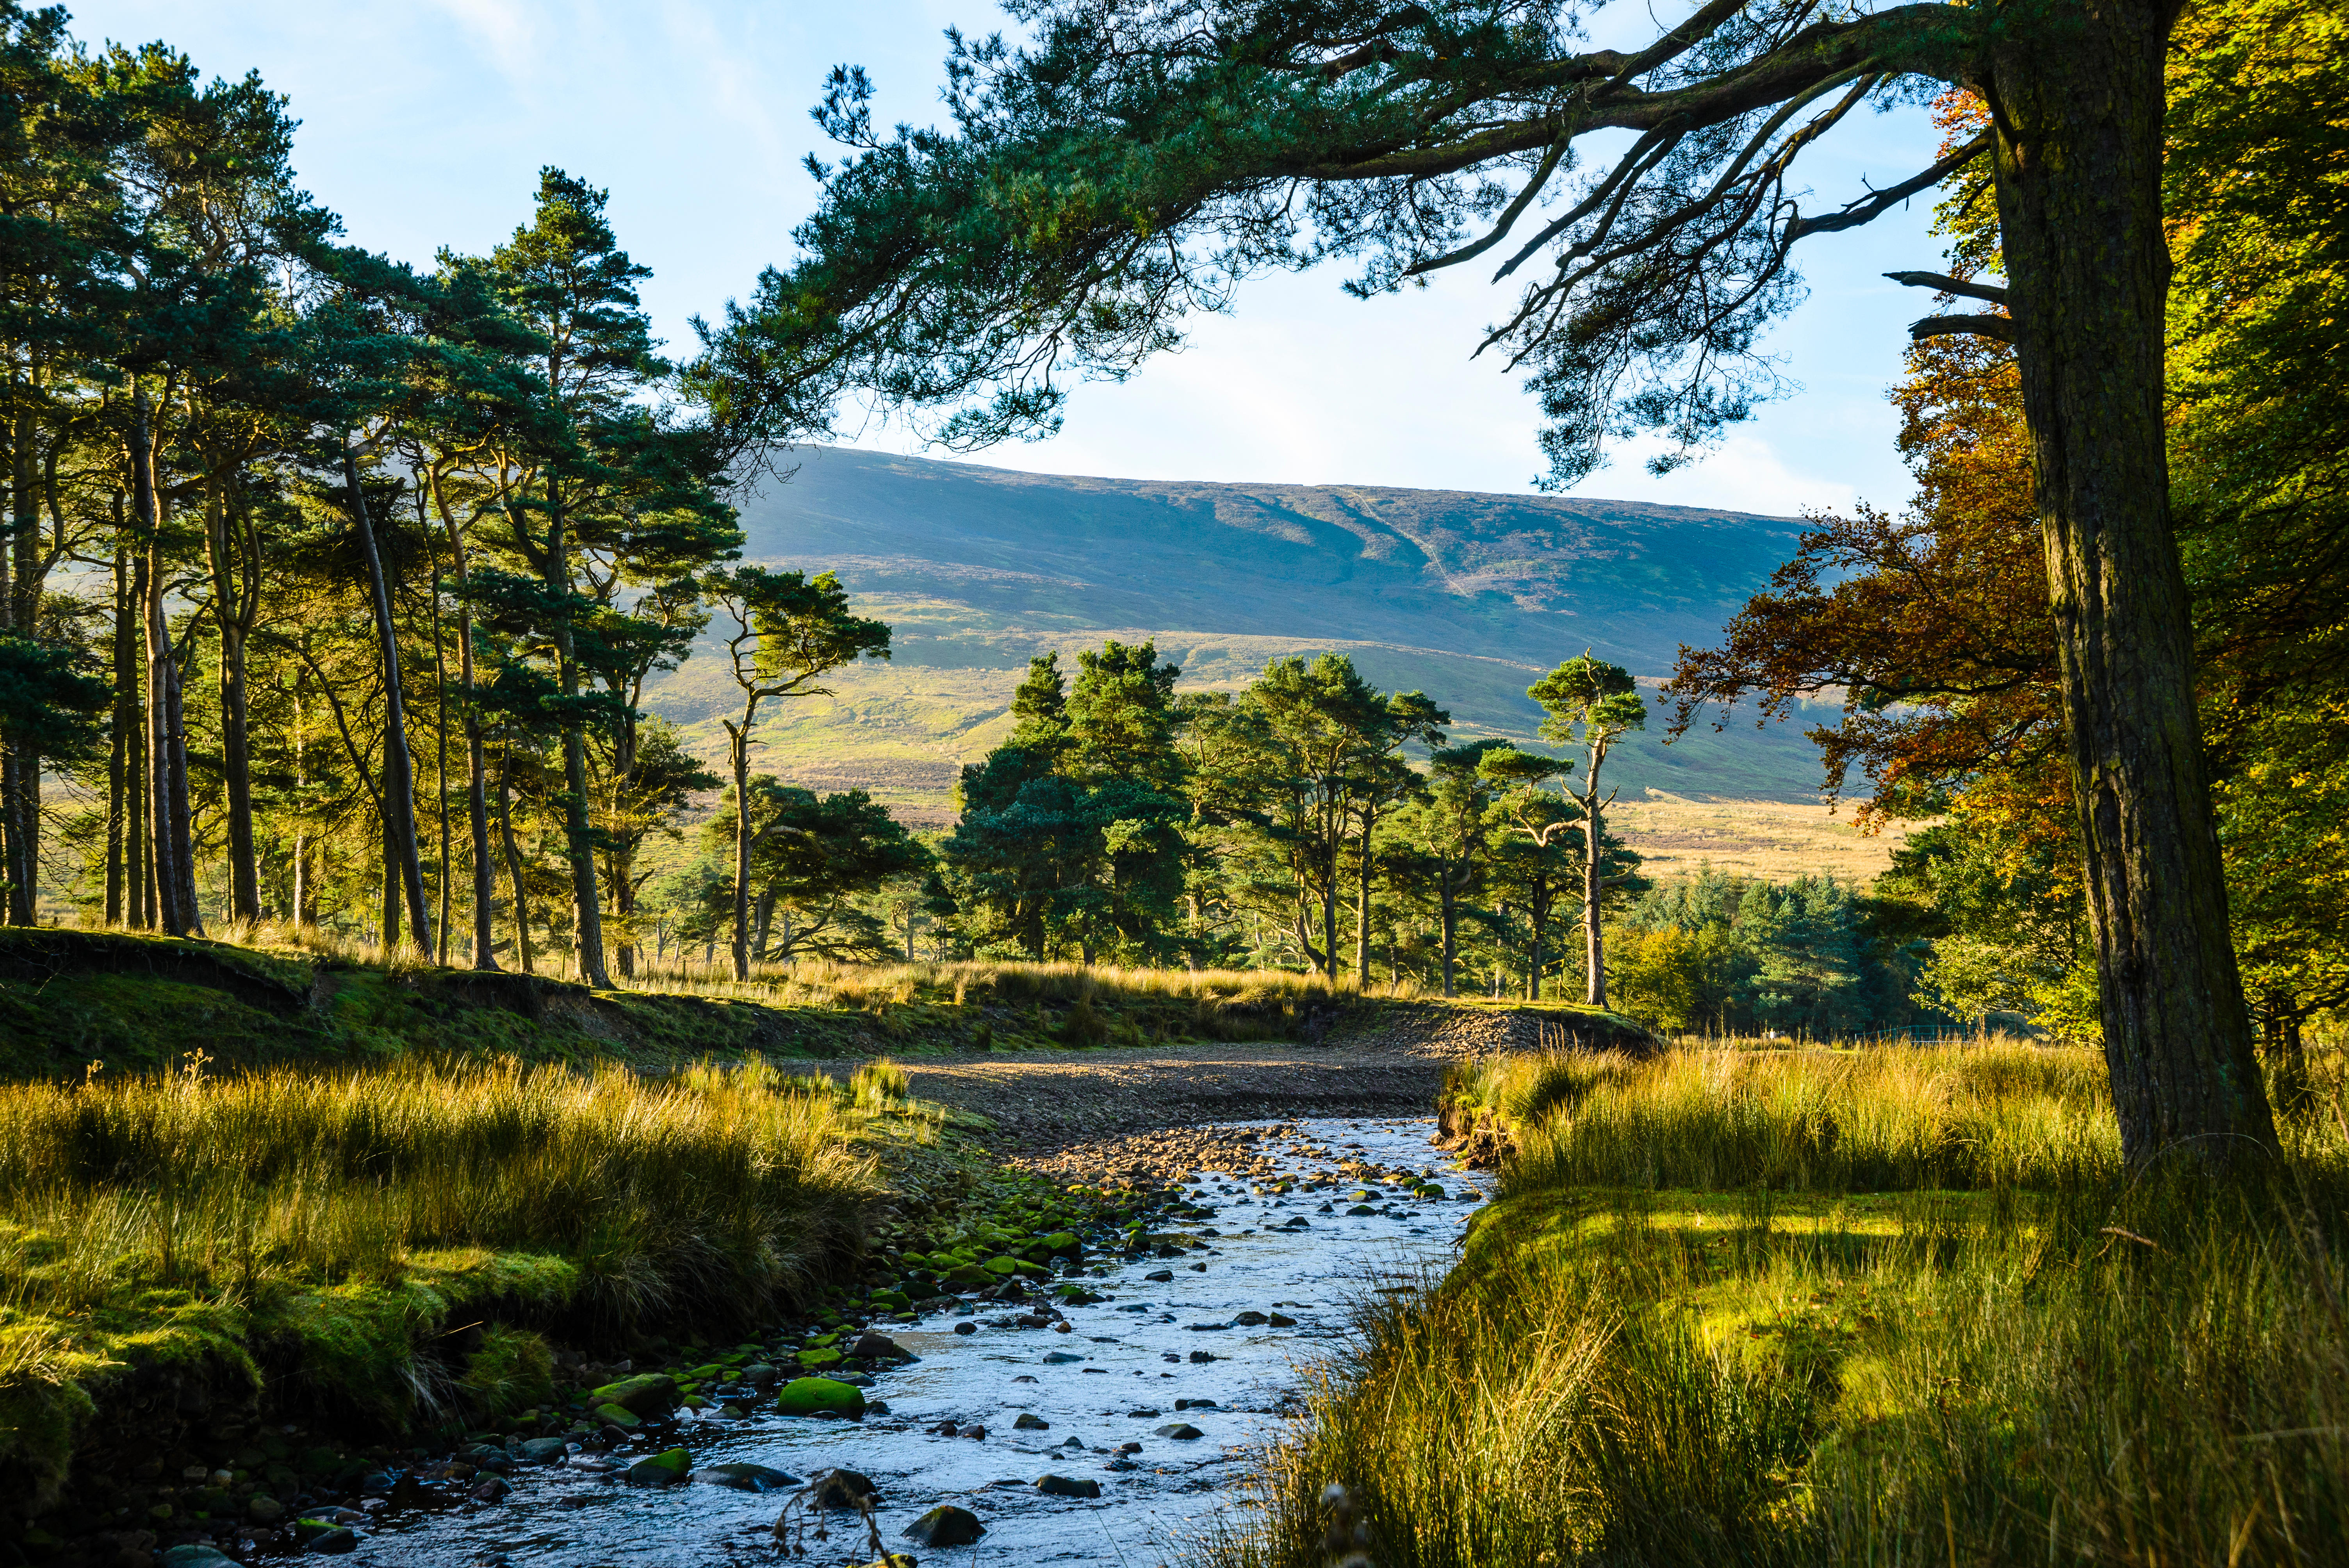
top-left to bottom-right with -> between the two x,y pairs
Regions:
0,1055 -> 875,1317
1215,1047 -> 2349,1568
0,1055 -> 881,1488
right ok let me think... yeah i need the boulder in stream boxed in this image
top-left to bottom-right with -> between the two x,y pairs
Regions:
587,1373 -> 679,1417
691,1462 -> 802,1492
624,1449 -> 692,1486
777,1377 -> 867,1418
903,1504 -> 987,1547
812,1469 -> 880,1509
1034,1474 -> 1102,1499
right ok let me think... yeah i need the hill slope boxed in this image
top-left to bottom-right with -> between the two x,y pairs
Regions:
640,447 -> 1844,825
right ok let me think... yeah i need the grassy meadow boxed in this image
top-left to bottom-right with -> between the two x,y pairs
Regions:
0,1056 -> 884,1501
1212,1043 -> 2349,1568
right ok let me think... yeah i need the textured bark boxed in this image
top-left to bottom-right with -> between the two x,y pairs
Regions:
124,552 -> 148,928
128,394 -> 185,937
1978,0 -> 2276,1163
1581,743 -> 1611,1010
159,606 -> 199,934
343,452 -> 433,955
2,400 -> 24,926
205,480 -> 260,923
428,475 -> 499,971
542,483 -> 609,988
497,756 -> 535,975
725,706 -> 756,981
104,544 -> 130,925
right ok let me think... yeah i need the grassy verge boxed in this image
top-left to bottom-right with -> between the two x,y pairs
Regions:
1212,1044 -> 2349,1568
0,929 -> 1427,1078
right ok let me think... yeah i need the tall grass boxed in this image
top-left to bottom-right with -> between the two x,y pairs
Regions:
1213,1046 -> 2349,1568
1487,1043 -> 2126,1192
0,1056 -> 879,1331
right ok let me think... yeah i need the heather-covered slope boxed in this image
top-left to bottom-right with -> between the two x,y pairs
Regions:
641,447 -> 1839,822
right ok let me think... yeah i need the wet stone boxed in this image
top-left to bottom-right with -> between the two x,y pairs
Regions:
1034,1474 -> 1101,1499
812,1470 -> 880,1510
1152,1423 -> 1204,1440
690,1463 -> 800,1493
1013,1413 -> 1051,1430
903,1504 -> 986,1547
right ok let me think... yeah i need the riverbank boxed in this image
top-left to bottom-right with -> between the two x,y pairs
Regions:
1204,1044 -> 2349,1568
0,928 -> 1654,1081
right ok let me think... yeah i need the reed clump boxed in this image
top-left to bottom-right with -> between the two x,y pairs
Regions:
1213,1046 -> 2349,1568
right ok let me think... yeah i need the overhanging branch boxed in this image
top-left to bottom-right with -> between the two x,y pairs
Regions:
1886,269 -> 2009,306
1909,312 -> 2016,343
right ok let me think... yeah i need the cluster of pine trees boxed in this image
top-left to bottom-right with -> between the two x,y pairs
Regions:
918,639 -> 1872,1015
0,10 -> 858,983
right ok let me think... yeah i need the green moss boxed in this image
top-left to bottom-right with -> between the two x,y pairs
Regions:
459,1326 -> 554,1420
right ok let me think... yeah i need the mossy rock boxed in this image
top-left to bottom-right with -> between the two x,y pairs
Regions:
625,1448 -> 692,1486
592,1403 -> 642,1428
944,1263 -> 995,1287
776,1377 -> 866,1418
587,1373 -> 679,1417
982,1256 -> 1021,1276
1038,1231 -> 1082,1257
796,1347 -> 845,1370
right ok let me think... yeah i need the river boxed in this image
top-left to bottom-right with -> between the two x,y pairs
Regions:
361,1115 -> 1485,1568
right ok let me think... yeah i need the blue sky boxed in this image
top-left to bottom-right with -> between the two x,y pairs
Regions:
77,0 -> 1950,517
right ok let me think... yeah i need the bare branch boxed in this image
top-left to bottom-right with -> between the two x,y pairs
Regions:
1886,269 -> 2009,306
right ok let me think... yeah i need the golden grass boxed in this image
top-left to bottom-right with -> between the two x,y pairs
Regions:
1210,1046 -> 2349,1568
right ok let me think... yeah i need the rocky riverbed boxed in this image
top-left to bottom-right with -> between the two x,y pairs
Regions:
319,1117 -> 1485,1568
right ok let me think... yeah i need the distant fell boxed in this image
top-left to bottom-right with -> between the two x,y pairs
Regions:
642,446 -> 1839,823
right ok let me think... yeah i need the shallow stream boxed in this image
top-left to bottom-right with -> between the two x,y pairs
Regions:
364,1116 -> 1486,1568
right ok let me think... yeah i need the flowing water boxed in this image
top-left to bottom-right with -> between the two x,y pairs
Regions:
364,1116 -> 1486,1568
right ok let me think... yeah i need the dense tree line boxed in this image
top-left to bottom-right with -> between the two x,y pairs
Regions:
0,8 -> 916,978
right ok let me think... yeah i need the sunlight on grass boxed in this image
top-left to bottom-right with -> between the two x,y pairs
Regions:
1210,1045 -> 2349,1568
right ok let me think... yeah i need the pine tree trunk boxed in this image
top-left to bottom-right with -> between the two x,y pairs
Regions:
1982,0 -> 2276,1164
344,452 -> 433,956
1354,800 -> 1376,985
160,613 -> 199,934
497,754 -> 535,975
380,818 -> 400,952
428,478 -> 499,971
128,394 -> 185,938
1438,877 -> 1458,998
542,486 -> 609,987
123,552 -> 147,928
105,544 -> 130,924
728,709 -> 755,981
205,480 -> 259,924
1582,743 -> 1609,1009
610,709 -> 638,980
4,398 -> 28,926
